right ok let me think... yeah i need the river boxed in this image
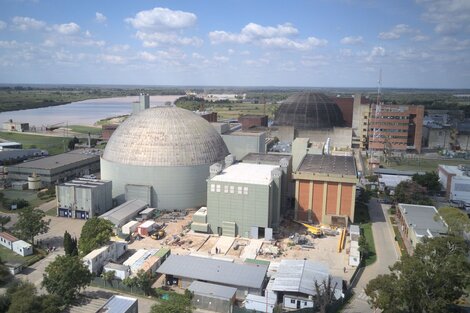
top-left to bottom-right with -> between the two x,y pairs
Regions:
0,95 -> 182,127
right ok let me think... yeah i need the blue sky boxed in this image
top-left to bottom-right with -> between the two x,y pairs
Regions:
0,0 -> 469,88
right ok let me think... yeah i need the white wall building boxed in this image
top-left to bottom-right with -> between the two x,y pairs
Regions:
12,240 -> 33,256
103,262 -> 130,280
82,241 -> 128,274
438,164 -> 470,204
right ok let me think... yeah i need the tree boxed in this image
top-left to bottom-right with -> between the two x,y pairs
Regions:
365,236 -> 470,313
101,270 -> 115,287
63,231 -> 78,256
14,207 -> 50,244
42,255 -> 92,305
151,290 -> 193,313
135,269 -> 153,296
437,206 -> 470,237
0,257 -> 11,286
122,276 -> 138,293
358,235 -> 369,259
3,280 -> 62,313
394,181 -> 434,205
313,276 -> 339,313
412,172 -> 441,194
78,217 -> 113,255
68,136 -> 80,150
0,215 -> 11,231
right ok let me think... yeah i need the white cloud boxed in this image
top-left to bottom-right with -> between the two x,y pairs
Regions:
417,0 -> 470,34
301,55 -> 329,67
412,34 -> 430,41
340,48 -> 353,57
12,16 -> 46,31
213,55 -> 229,63
0,21 -> 6,30
100,54 -> 127,64
53,22 -> 80,35
378,24 -> 414,40
340,36 -> 364,45
139,51 -> 157,62
126,7 -> 200,47
136,31 -> 202,47
366,46 -> 386,61
95,12 -> 107,23
126,7 -> 196,30
0,40 -> 19,48
209,22 -> 327,50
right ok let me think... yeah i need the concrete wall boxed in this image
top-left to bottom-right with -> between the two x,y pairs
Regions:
222,132 -> 266,160
450,176 -> 470,203
101,158 -> 210,210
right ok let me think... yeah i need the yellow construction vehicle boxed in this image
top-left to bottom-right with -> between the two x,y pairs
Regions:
294,221 -> 323,236
151,229 -> 166,240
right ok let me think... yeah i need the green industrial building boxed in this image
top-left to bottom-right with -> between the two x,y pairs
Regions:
193,161 -> 282,238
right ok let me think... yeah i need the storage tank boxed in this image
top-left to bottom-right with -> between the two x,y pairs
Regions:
28,172 -> 41,190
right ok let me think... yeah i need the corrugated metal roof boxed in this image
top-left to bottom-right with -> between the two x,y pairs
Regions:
0,232 -> 18,242
100,199 -> 147,225
297,154 -> 356,176
271,260 -> 342,297
97,295 -> 137,313
10,150 -> 99,170
157,255 -> 267,289
189,281 -> 236,300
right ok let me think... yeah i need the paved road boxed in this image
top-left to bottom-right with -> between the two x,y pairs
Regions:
343,198 -> 400,313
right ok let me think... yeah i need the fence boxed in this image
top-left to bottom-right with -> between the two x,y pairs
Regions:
90,277 -> 145,296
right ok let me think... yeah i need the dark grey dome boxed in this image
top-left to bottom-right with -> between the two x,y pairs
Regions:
274,93 -> 345,129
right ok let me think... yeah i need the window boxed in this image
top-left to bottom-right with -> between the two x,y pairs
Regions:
210,184 -> 215,192
216,185 -> 221,192
243,187 -> 248,195
237,186 -> 242,194
230,186 -> 235,193
224,185 -> 229,193
304,302 -> 308,305
291,299 -> 296,304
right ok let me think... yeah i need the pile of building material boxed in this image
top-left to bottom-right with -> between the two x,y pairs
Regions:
348,225 -> 360,266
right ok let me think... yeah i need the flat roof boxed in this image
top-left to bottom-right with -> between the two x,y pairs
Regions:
242,153 -> 291,165
373,168 -> 424,176
297,154 -> 356,176
13,240 -> 31,248
188,281 -> 237,300
83,245 -> 108,260
439,164 -> 470,177
100,199 -> 147,224
62,178 -> 111,188
139,220 -> 155,228
271,260 -> 342,298
9,150 -> 99,170
103,262 -> 129,272
210,163 -> 278,185
379,174 -> 411,188
97,295 -> 137,313
157,255 -> 267,289
398,203 -> 448,237
140,207 -> 156,215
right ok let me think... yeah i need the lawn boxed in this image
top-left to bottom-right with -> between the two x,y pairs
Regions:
384,157 -> 470,172
0,131 -> 68,155
0,189 -> 53,213
68,125 -> 102,135
361,223 -> 377,266
0,245 -> 37,265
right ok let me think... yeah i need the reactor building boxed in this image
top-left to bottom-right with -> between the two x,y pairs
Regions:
101,106 -> 229,210
272,92 -> 353,149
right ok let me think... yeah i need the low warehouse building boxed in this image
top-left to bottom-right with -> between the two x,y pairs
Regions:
271,260 -> 343,311
188,281 -> 236,313
82,241 -> 128,274
7,150 -> 100,186
438,164 -> 470,204
99,199 -> 148,230
293,154 -> 358,225
56,178 -> 112,219
396,203 -> 448,253
202,161 -> 282,238
157,255 -> 268,298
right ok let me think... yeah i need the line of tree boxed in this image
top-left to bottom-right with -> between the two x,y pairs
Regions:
63,231 -> 78,256
14,207 -> 50,244
393,180 -> 434,206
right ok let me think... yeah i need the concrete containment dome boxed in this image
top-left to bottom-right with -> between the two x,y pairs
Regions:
101,106 -> 229,210
103,107 -> 229,167
274,92 -> 345,129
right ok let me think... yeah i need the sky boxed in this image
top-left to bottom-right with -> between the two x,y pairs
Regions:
0,0 -> 469,88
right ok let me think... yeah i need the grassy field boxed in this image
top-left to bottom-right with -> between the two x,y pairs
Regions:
0,245 -> 37,265
361,223 -> 377,266
0,189 -> 53,213
384,158 -> 470,172
0,131 -> 68,155
68,125 -> 102,135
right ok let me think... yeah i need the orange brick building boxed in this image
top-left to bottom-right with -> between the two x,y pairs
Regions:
293,155 -> 358,225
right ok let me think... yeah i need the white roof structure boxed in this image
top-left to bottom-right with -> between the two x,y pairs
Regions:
98,295 -> 137,313
210,163 -> 278,185
100,199 -> 147,227
83,245 -> 108,261
102,107 -> 229,167
139,220 -> 155,228
379,174 -> 411,188
271,260 -> 342,299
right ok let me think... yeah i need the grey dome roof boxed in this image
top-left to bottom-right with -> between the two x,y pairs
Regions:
103,107 -> 229,167
274,92 -> 345,129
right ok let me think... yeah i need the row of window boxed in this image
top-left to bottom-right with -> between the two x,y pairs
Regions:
210,184 -> 249,195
